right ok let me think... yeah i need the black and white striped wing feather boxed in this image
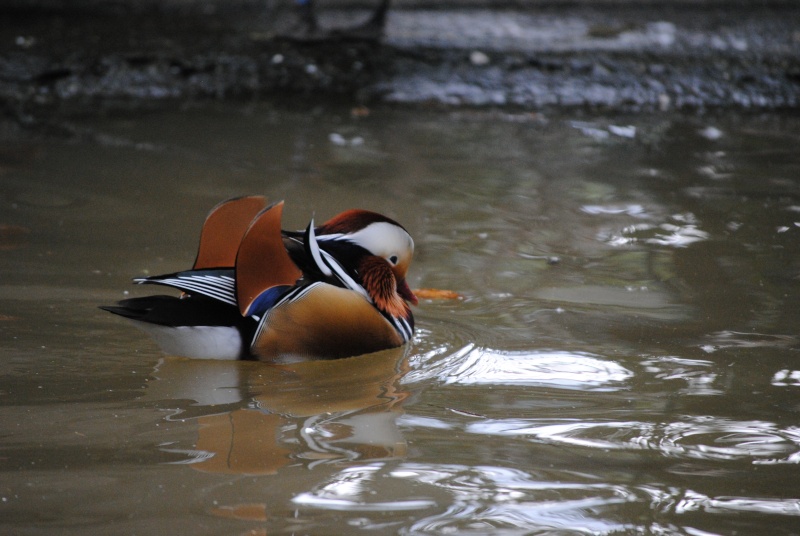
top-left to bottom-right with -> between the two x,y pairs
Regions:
134,269 -> 237,306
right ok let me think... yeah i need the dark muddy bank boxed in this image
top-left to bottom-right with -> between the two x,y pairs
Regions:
1,1 -> 799,119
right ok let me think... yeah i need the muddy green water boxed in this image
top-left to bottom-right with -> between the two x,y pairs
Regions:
1,103 -> 799,535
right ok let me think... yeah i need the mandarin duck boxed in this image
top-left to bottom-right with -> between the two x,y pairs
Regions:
101,196 -> 417,361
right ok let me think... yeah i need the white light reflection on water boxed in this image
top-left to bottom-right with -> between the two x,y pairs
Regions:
598,211 -> 711,248
702,330 -> 798,351
607,222 -> 710,247
675,491 -> 800,516
644,222 -> 710,247
641,355 -> 720,395
290,460 -> 800,533
294,462 -> 636,534
466,417 -> 800,463
404,346 -> 633,391
581,203 -> 649,217
772,369 -> 800,387
292,464 -> 437,512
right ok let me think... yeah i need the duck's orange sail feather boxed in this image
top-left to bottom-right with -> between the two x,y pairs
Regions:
236,201 -> 302,316
193,196 -> 268,270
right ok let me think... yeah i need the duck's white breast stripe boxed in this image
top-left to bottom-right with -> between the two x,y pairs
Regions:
275,282 -> 320,307
319,250 -> 371,302
392,316 -> 413,342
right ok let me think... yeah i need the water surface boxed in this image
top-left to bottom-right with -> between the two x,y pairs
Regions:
1,103 -> 799,535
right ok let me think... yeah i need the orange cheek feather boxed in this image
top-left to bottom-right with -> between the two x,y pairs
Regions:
359,256 -> 412,318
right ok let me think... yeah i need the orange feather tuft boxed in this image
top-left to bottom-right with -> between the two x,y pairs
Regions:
358,256 -> 410,320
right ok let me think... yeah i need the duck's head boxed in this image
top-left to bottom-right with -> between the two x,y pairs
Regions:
313,209 -> 418,318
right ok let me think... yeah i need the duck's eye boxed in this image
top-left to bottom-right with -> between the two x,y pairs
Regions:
388,255 -> 399,265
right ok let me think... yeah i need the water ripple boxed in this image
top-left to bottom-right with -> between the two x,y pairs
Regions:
291,460 -> 800,533
292,464 -> 437,512
293,493 -> 436,512
394,463 -> 638,533
674,491 -> 800,516
581,203 -> 649,218
466,417 -> 800,463
404,346 -> 632,391
295,462 -> 634,534
701,330 -> 798,352
641,355 -> 720,395
603,213 -> 710,247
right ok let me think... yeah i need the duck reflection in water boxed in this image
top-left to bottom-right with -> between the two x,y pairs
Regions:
146,346 -> 412,475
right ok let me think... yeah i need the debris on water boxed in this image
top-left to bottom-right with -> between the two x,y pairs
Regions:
699,126 -> 724,140
469,50 -> 490,66
608,124 -> 636,138
414,288 -> 463,300
570,121 -> 610,140
15,36 -> 36,49
697,165 -> 733,180
518,252 -> 561,264
328,132 -> 364,146
573,122 -> 637,139
581,204 -> 648,217
329,132 -> 345,145
439,405 -> 486,418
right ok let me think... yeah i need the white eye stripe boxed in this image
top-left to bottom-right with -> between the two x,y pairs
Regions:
359,222 -> 413,256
